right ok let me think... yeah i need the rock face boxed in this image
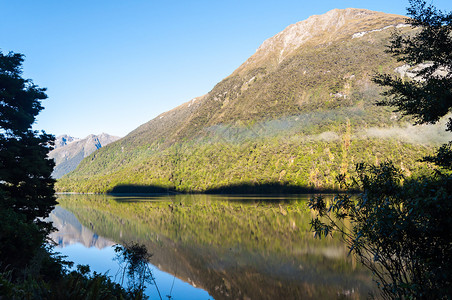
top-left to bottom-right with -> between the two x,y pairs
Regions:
54,134 -> 80,149
234,8 -> 406,74
49,133 -> 120,179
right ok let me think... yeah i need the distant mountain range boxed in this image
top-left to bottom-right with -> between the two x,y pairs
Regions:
49,133 -> 120,179
56,8 -> 451,193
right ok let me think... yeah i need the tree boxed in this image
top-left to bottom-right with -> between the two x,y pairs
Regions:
373,0 -> 452,170
310,1 -> 452,299
310,164 -> 452,299
0,51 -> 57,274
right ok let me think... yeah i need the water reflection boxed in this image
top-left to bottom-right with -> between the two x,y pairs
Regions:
51,194 -> 376,299
50,206 -> 115,249
49,205 -> 213,300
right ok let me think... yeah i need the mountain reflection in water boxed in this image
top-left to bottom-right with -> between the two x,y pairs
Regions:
51,194 -> 376,300
49,206 -> 115,249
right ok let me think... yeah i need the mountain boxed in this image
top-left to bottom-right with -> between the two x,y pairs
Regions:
49,133 -> 120,179
54,134 -> 80,148
56,8 -> 451,193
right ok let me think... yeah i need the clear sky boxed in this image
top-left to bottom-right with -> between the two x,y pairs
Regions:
1,0 -> 451,138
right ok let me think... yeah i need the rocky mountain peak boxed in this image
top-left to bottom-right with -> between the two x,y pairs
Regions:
235,8 -> 406,74
54,134 -> 79,149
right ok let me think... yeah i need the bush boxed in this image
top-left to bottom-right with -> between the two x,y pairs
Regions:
309,162 -> 452,299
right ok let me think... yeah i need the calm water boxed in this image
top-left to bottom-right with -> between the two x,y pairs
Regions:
49,194 -> 375,299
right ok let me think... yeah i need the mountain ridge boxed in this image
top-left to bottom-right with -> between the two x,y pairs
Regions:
54,134 -> 80,149
56,8 -> 448,193
234,8 -> 407,75
118,8 -> 408,150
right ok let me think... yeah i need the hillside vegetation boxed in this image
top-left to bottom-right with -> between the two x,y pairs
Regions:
57,9 -> 448,193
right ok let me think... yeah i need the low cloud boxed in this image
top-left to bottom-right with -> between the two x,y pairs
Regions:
359,117 -> 451,145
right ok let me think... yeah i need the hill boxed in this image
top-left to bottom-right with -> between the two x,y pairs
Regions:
56,8 -> 450,193
49,133 -> 120,179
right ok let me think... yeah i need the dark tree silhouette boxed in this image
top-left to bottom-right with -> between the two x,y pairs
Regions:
0,51 -> 56,273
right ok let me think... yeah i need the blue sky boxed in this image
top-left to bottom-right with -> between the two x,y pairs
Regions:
1,0 -> 451,138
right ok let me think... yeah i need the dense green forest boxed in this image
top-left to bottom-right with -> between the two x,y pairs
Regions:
57,134 -> 434,193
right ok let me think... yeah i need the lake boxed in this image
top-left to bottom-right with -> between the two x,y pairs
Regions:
49,194 -> 375,299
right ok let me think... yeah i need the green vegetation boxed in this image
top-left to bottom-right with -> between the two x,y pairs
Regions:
0,264 -> 133,300
0,51 -> 57,278
57,135 -> 433,193
310,1 -> 452,298
374,0 -> 452,170
49,133 -> 120,179
56,13 -> 441,194
310,163 -> 451,299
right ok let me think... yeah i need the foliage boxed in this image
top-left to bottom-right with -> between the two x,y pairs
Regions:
374,0 -> 452,169
422,141 -> 452,170
0,51 -> 56,275
0,264 -> 135,300
55,13 -> 441,193
114,243 -> 159,299
309,162 -> 452,299
56,135 -> 433,193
